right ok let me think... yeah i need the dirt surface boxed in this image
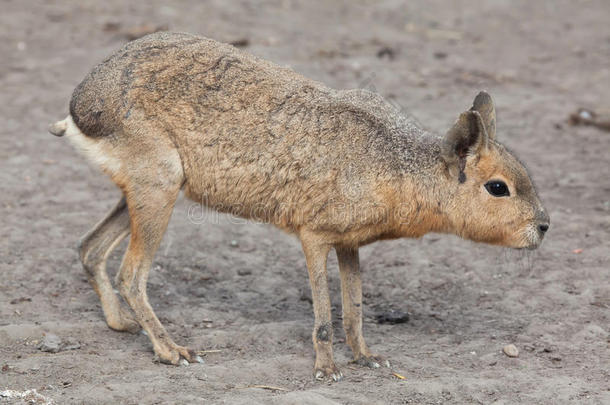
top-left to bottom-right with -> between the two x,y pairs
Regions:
1,1 -> 609,404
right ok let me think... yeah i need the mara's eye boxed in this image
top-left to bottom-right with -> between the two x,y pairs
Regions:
484,180 -> 510,197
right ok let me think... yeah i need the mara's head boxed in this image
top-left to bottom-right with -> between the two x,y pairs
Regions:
440,91 -> 549,249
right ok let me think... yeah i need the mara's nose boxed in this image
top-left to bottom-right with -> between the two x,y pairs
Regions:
538,223 -> 549,234
535,208 -> 550,235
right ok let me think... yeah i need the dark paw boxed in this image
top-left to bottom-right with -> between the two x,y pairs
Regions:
353,355 -> 391,369
314,365 -> 344,382
154,345 -> 204,366
176,347 -> 205,366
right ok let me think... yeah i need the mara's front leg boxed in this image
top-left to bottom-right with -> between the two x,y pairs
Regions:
300,234 -> 343,381
336,246 -> 390,369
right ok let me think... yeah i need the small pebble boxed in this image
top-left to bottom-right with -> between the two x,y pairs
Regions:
230,240 -> 239,247
37,334 -> 80,353
503,344 -> 519,358
376,47 -> 395,60
579,110 -> 592,120
38,333 -> 62,353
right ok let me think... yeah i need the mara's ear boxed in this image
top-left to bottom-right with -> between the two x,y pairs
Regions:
469,91 -> 496,140
441,110 -> 488,182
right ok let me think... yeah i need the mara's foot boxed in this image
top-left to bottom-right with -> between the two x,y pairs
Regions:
314,363 -> 344,382
153,343 -> 204,366
352,354 -> 391,369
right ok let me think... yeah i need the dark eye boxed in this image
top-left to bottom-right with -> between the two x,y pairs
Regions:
484,180 -> 510,197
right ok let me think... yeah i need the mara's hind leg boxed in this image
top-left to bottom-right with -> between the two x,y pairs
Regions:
116,176 -> 202,366
65,112 -> 199,364
79,196 -> 139,333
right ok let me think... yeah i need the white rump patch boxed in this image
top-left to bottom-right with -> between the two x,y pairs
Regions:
63,115 -> 122,175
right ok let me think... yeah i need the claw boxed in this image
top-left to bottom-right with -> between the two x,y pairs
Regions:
153,345 -> 202,366
353,355 -> 390,369
314,366 -> 343,382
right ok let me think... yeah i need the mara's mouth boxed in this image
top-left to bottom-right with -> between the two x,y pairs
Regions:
513,224 -> 544,250
464,223 -> 544,250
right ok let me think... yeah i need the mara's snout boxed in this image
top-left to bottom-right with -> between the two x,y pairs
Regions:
522,208 -> 550,250
51,31 -> 548,381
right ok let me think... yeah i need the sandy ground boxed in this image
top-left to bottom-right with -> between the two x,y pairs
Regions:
1,0 -> 609,404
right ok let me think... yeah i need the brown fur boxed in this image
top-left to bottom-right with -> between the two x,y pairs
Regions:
53,32 -> 549,379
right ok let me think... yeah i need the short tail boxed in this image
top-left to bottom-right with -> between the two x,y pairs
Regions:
48,119 -> 68,137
